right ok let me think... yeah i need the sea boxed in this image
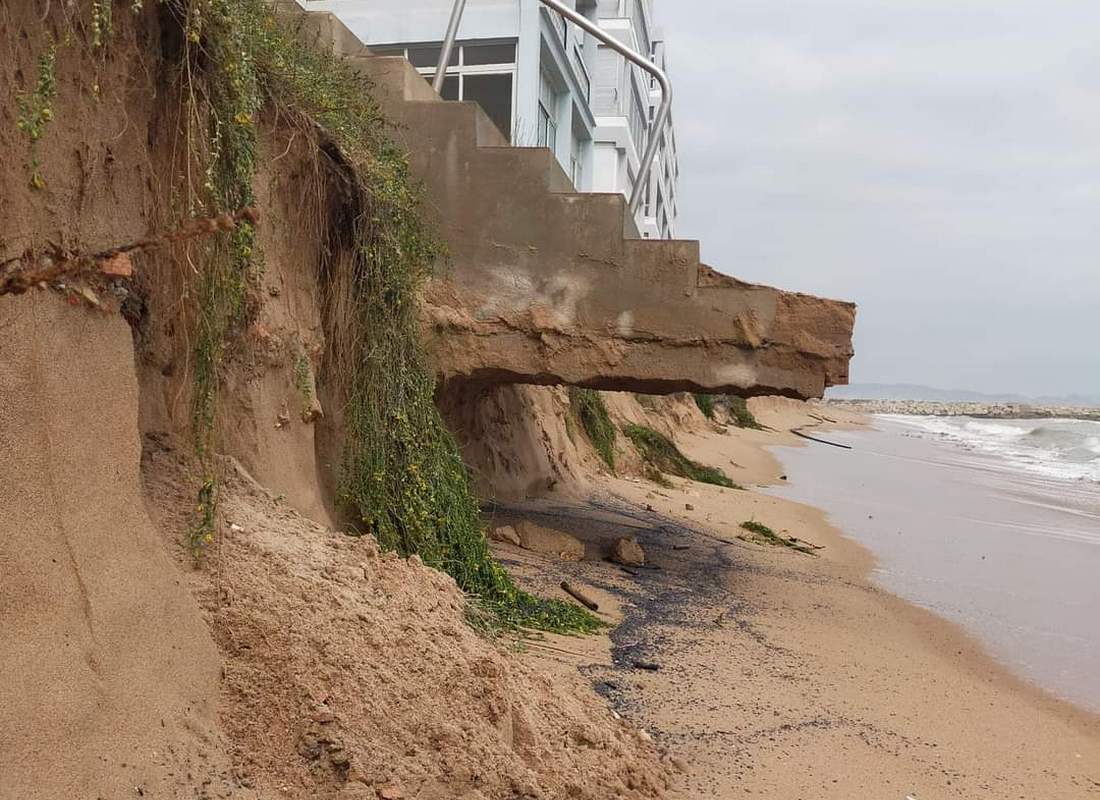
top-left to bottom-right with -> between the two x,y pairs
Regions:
766,414 -> 1100,714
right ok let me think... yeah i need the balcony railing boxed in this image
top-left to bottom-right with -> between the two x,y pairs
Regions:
570,42 -> 591,102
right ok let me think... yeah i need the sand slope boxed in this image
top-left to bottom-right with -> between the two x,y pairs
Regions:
0,295 -> 239,799
142,442 -> 672,799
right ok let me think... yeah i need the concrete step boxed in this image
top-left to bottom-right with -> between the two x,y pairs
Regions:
287,4 -> 855,398
349,55 -> 443,106
285,7 -> 371,58
476,147 -> 577,194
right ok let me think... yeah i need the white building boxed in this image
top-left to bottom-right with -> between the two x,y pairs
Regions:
305,0 -> 678,238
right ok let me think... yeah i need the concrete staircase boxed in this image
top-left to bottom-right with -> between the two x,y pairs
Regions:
294,10 -> 855,399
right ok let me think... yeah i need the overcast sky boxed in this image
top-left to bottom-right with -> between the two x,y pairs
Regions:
657,0 -> 1100,397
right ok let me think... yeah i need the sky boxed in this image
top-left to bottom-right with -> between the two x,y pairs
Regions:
657,0 -> 1100,398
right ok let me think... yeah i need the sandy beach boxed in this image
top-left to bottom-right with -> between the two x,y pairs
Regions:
494,399 -> 1100,799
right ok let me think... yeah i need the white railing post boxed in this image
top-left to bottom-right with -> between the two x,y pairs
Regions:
432,0 -> 467,95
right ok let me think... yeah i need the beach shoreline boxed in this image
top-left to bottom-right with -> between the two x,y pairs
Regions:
498,398 -> 1100,798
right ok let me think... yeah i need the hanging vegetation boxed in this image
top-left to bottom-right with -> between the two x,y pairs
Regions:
569,387 -> 617,470
623,423 -> 740,489
163,0 -> 597,631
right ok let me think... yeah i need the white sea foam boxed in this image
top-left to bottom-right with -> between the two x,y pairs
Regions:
880,414 -> 1100,483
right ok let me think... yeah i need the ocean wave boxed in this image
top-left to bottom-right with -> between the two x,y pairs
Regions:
963,420 -> 1030,439
878,415 -> 1100,483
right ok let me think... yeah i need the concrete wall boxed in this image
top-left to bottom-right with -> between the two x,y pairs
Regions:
306,0 -> 519,43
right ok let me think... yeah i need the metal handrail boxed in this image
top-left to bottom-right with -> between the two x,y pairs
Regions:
432,0 -> 671,219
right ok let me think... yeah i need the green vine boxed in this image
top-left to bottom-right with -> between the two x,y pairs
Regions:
294,349 -> 317,420
164,0 -> 596,631
16,44 -> 57,189
91,0 -> 113,48
163,0 -> 262,552
190,476 -> 218,550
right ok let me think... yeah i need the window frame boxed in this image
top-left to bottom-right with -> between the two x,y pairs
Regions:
405,39 -> 519,139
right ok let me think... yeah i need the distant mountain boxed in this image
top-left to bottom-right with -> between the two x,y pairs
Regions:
826,383 -> 1100,407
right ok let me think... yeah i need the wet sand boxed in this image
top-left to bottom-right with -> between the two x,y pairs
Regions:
496,400 -> 1100,799
765,418 -> 1100,715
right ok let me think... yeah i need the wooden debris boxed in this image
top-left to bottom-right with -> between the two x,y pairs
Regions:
790,428 -> 852,449
560,581 -> 599,612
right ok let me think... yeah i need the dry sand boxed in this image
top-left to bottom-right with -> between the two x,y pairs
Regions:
140,440 -> 674,800
495,397 -> 1100,799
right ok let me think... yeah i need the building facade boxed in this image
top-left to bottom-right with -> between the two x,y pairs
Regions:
305,0 -> 678,238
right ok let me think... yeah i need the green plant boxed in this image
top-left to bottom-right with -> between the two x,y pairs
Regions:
569,387 -> 616,470
91,0 -> 113,48
727,396 -> 761,429
190,476 -> 218,550
694,393 -> 716,420
739,520 -> 816,555
157,0 -> 596,632
642,463 -> 673,488
294,350 -> 315,415
622,424 -> 740,488
16,44 -> 58,189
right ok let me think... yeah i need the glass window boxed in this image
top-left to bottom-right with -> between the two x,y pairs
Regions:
538,106 -> 549,146
463,42 -> 516,66
407,45 -> 440,68
422,75 -> 460,101
538,69 -> 558,151
441,75 -> 460,101
537,105 -> 557,151
407,45 -> 458,68
464,73 -> 513,141
539,69 -> 556,112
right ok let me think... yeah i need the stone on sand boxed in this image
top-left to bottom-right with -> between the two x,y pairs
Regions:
611,536 -> 646,567
490,525 -> 522,547
514,521 -> 585,562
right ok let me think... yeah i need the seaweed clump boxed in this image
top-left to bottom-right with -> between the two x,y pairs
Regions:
739,520 -> 817,555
